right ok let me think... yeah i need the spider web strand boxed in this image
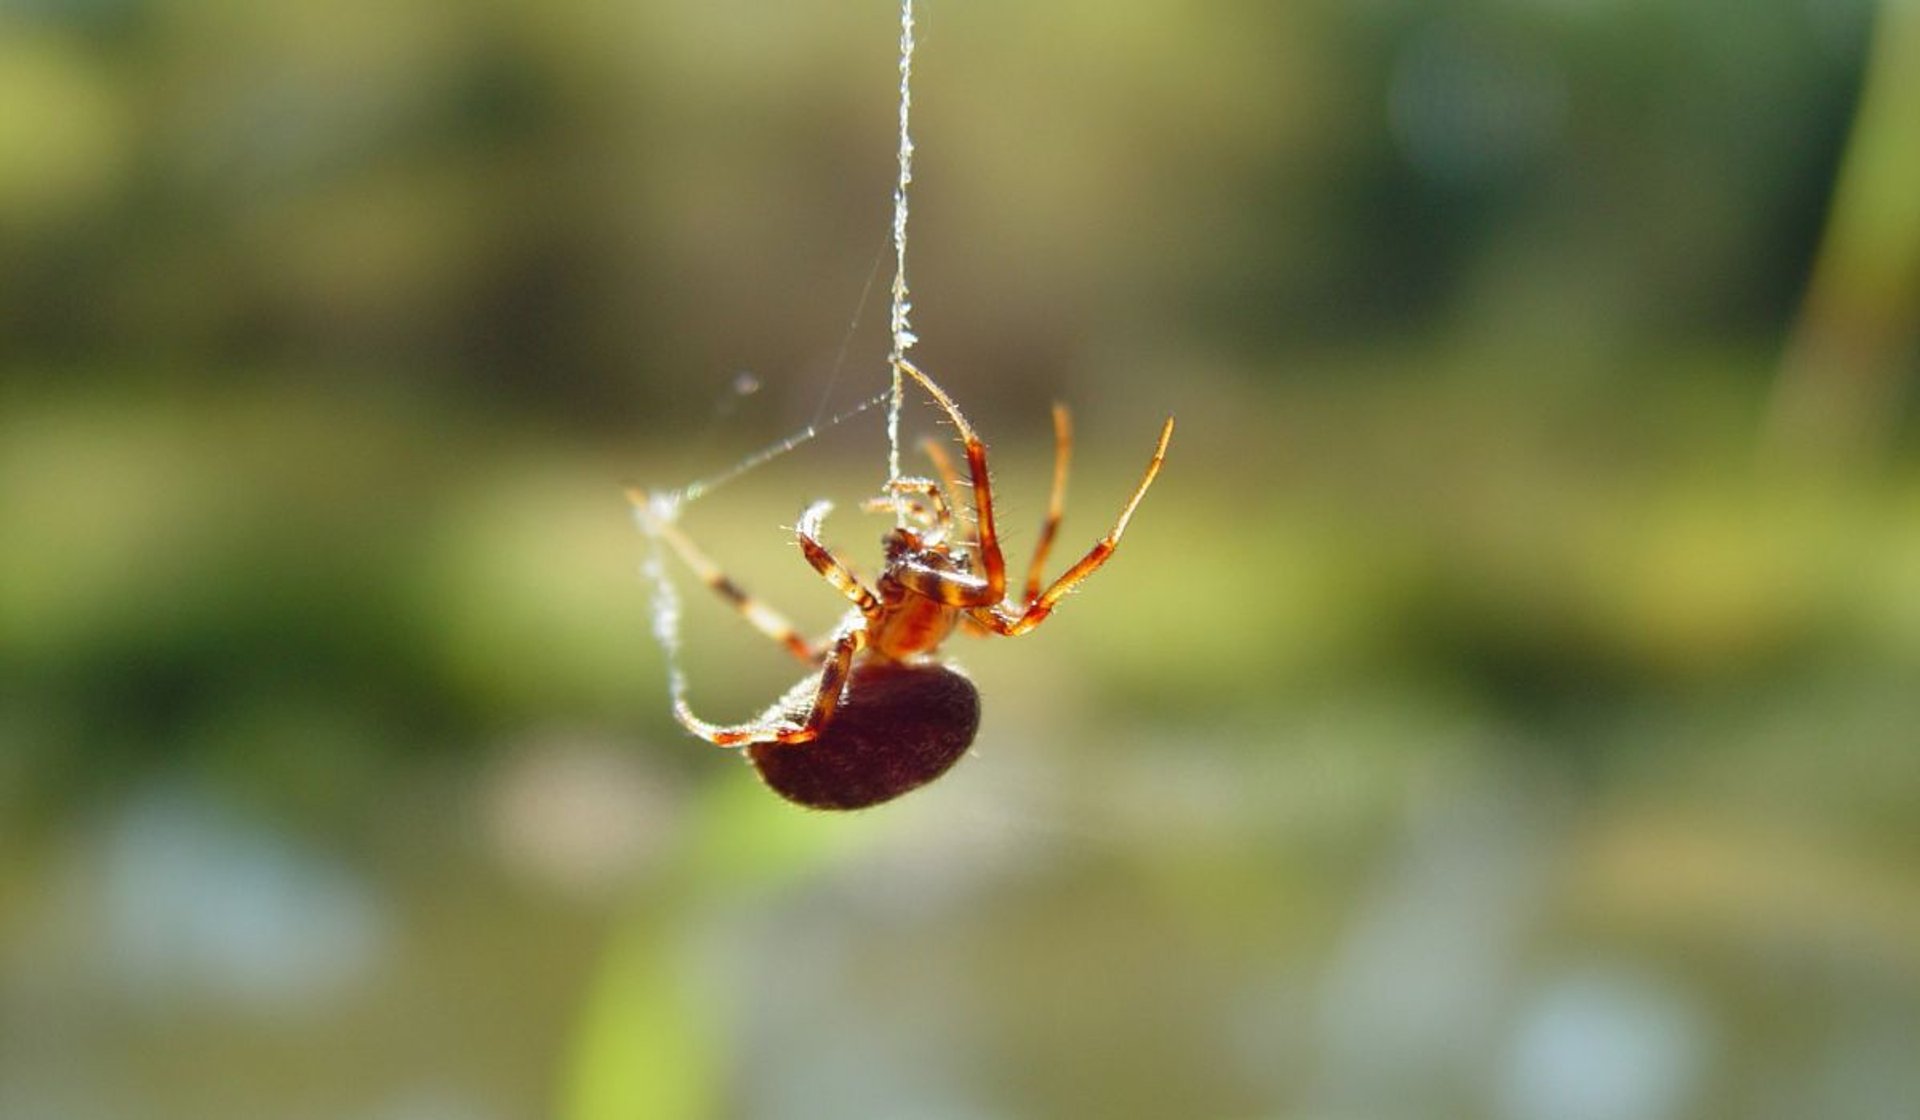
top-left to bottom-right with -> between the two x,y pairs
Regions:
886,0 -> 917,517
675,388 -> 890,507
636,507 -> 695,721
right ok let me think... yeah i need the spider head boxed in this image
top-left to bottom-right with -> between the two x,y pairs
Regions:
863,477 -> 954,542
880,526 -> 973,578
881,525 -> 926,564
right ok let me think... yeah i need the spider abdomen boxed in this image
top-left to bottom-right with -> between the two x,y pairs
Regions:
748,660 -> 980,810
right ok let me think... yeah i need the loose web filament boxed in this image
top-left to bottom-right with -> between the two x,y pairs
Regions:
636,496 -> 694,720
676,389 -> 889,507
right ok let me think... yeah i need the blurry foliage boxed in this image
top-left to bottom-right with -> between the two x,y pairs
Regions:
0,0 -> 1879,412
3,0 -> 1919,1117
1773,0 -> 1920,463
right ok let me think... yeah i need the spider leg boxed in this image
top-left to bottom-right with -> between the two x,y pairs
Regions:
627,486 -> 817,663
971,415 -> 1173,637
921,436 -> 992,637
671,627 -> 866,747
860,476 -> 953,537
1023,403 -> 1072,604
894,358 -> 1007,604
796,500 -> 884,620
918,436 -> 969,539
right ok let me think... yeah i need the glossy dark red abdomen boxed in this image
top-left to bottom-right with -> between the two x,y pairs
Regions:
748,661 -> 980,810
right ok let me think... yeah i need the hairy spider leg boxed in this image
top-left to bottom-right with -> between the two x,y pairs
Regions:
627,491 -> 893,747
625,486 -> 817,664
907,434 -> 1001,639
916,404 -> 1064,603
917,436 -> 969,535
977,414 -> 1172,636
673,625 -> 870,747
860,477 -> 954,538
1024,403 -> 1072,605
893,359 -> 1009,602
679,499 -> 906,747
795,500 -> 885,620
894,358 -> 1173,634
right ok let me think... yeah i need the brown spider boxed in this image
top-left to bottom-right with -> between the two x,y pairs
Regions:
630,359 -> 1172,810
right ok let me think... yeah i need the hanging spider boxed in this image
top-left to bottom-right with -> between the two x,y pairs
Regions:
631,359 -> 1172,810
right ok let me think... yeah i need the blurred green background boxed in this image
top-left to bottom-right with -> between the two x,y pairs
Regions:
4,0 -> 1919,1117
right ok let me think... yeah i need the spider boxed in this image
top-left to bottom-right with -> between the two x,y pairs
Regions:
630,359 -> 1172,810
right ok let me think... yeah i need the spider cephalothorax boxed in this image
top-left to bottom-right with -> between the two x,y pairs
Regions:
633,359 -> 1170,809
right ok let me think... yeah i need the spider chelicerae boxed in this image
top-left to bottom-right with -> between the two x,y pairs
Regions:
631,359 -> 1172,809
